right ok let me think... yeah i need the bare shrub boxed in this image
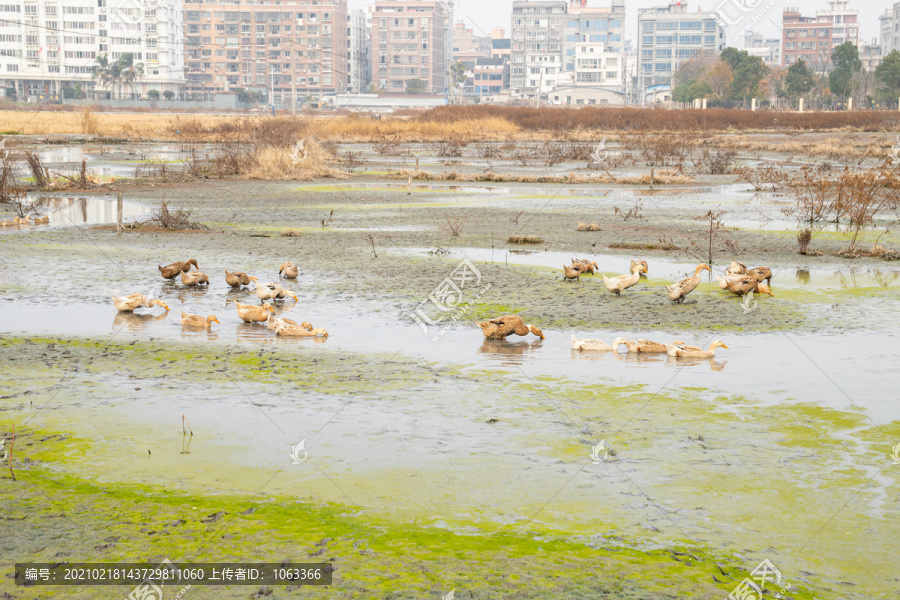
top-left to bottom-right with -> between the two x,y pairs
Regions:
614,131 -> 699,169
443,214 -> 468,236
24,152 -> 51,189
696,145 -> 737,175
146,200 -> 205,230
1,187 -> 34,218
737,162 -> 790,192
431,136 -> 467,157
0,149 -> 20,201
614,199 -> 644,222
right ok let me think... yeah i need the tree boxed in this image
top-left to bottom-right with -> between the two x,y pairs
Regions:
405,78 -> 426,94
785,59 -> 815,99
451,60 -> 467,90
116,53 -> 144,100
702,61 -> 733,99
163,90 -> 175,100
147,89 -> 160,100
672,79 -> 712,102
875,50 -> 900,101
720,47 -> 767,100
828,42 -> 861,100
92,54 -> 118,99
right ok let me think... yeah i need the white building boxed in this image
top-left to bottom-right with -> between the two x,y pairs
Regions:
636,2 -> 724,103
510,0 -> 567,100
880,2 -> 900,58
348,8 -> 370,93
563,0 -> 625,93
0,0 -> 185,101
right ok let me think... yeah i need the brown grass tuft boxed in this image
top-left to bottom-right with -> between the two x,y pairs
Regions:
508,235 -> 544,244
576,222 -> 601,231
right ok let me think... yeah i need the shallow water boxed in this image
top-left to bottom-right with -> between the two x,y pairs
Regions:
0,195 -> 150,233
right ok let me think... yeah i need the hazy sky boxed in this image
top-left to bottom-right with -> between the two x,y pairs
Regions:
350,0 -> 892,49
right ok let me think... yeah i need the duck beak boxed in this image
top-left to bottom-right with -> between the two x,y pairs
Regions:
213,317 -> 220,324
721,344 -> 729,349
268,306 -> 275,313
161,302 -> 170,311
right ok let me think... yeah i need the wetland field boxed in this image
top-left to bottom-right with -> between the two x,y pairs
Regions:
1,108 -> 900,599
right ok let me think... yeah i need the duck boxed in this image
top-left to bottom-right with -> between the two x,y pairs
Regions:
275,323 -> 328,337
671,340 -> 729,358
266,315 -> 313,331
726,259 -> 747,276
719,276 -> 774,297
621,339 -> 674,353
0,219 -> 13,226
253,281 -> 298,302
225,270 -> 257,287
631,259 -> 649,275
235,302 -> 274,323
279,262 -> 299,279
181,310 -> 219,329
666,340 -> 703,356
111,293 -> 169,313
747,266 -> 773,286
665,264 -> 710,303
477,315 -> 545,340
571,334 -> 628,352
571,258 -> 598,275
563,263 -> 584,282
13,216 -> 30,225
159,259 -> 199,279
180,270 -> 210,286
33,214 -> 49,224
603,264 -> 647,295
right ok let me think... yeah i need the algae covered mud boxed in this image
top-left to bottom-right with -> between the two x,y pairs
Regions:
1,171 -> 899,600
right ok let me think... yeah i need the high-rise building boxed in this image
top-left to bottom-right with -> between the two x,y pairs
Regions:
370,0 -> 450,94
636,2 -> 724,101
744,31 -> 781,66
510,0 -> 567,99
879,2 -> 900,58
348,8 -> 370,93
563,0 -> 625,91
781,2 -> 858,69
0,0 -> 185,101
183,1 -> 348,107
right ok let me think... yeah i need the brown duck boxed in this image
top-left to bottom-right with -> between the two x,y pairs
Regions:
180,270 -> 210,286
225,270 -> 257,287
158,259 -> 198,279
477,315 -> 545,340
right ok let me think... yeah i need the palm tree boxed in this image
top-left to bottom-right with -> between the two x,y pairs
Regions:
116,53 -> 144,100
92,54 -> 116,100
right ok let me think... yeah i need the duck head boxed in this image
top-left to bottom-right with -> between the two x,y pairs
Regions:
527,324 -> 545,339
757,283 -> 774,297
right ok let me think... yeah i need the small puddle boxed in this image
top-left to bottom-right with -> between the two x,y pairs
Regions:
0,195 -> 150,232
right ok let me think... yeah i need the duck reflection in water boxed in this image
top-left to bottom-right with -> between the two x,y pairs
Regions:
112,311 -> 170,332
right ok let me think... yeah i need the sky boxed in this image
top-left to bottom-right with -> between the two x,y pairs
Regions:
349,0 -> 892,49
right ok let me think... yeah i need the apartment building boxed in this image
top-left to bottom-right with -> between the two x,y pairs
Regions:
491,28 -> 511,59
348,8 -> 370,93
782,2 -> 858,69
636,2 -> 724,100
0,0 -> 184,101
510,0 -> 567,99
564,0 -> 625,91
370,0 -> 450,94
879,2 -> 900,58
183,0 -> 348,107
744,31 -> 781,66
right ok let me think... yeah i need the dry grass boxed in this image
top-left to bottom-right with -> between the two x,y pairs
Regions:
280,229 -> 301,237
244,139 -> 343,180
508,235 -> 544,244
576,222 -> 601,231
609,241 -> 679,251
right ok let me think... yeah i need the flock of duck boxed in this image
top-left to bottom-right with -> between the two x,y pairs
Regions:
0,214 -> 49,227
563,257 -> 773,302
111,259 -> 329,337
477,258 -> 775,359
111,255 -> 771,357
